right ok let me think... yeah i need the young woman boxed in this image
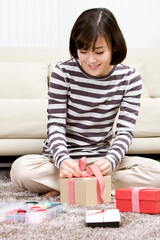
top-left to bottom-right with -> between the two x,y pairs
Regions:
10,8 -> 160,196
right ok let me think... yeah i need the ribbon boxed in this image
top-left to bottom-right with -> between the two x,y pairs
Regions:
131,187 -> 151,213
87,164 -> 105,204
132,188 -> 140,213
68,157 -> 105,204
87,210 -> 104,216
68,178 -> 75,204
79,157 -> 87,171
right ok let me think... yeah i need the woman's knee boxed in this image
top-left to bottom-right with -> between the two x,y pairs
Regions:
10,155 -> 43,189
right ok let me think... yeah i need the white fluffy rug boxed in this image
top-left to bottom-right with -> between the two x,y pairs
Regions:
0,168 -> 160,240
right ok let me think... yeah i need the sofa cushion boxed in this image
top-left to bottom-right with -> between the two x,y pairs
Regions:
0,62 -> 49,98
113,98 -> 160,138
0,99 -> 48,138
142,50 -> 160,97
0,139 -> 45,155
134,98 -> 160,137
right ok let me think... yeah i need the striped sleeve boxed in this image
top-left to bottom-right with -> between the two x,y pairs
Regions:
105,68 -> 142,171
47,63 -> 70,169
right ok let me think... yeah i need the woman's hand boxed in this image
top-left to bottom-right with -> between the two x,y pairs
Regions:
87,159 -> 111,176
60,158 -> 83,178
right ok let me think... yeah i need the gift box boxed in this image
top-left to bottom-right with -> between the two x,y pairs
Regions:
86,209 -> 121,228
115,187 -> 160,214
60,175 -> 111,206
60,157 -> 111,206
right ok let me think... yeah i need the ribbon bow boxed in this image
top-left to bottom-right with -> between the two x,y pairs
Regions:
68,157 -> 105,204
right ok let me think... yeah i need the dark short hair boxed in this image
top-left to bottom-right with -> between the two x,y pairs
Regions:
69,8 -> 127,65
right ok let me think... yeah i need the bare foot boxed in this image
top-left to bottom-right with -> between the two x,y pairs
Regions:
41,190 -> 60,197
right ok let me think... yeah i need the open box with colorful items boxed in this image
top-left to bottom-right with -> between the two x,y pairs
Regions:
0,201 -> 67,224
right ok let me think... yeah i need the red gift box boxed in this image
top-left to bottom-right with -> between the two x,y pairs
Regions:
115,187 -> 160,214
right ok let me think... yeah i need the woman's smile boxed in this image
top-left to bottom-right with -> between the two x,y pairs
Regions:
88,64 -> 101,70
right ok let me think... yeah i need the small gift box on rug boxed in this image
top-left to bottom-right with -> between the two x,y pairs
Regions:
60,157 -> 111,206
115,187 -> 160,214
86,209 -> 121,228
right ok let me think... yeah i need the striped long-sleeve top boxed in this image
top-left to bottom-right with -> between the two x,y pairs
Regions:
43,58 -> 142,171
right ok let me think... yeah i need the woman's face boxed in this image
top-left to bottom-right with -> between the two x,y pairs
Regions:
77,35 -> 113,77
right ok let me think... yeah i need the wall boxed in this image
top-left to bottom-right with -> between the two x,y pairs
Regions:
0,0 -> 160,48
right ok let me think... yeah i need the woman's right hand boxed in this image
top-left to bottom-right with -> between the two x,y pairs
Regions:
60,158 -> 83,178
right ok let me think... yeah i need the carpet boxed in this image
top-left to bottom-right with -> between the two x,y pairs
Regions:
0,168 -> 160,240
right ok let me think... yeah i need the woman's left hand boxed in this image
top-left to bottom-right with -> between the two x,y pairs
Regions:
88,159 -> 111,176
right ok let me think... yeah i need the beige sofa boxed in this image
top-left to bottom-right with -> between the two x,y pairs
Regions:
0,48 -> 160,158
